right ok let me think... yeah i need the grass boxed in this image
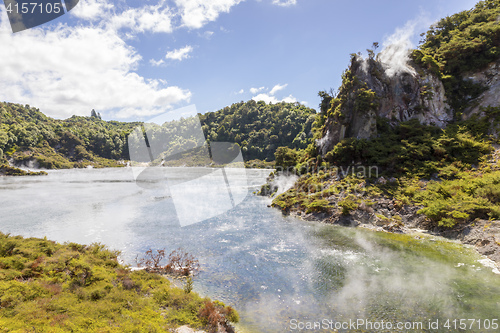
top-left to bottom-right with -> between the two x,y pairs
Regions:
414,169 -> 500,227
0,233 -> 238,332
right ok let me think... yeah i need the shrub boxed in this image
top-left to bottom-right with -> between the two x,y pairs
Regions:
338,195 -> 359,216
306,199 -> 332,214
0,233 -> 230,332
275,146 -> 299,171
415,170 -> 500,227
199,300 -> 239,333
136,248 -> 200,277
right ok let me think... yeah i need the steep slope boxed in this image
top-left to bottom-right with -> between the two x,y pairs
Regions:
317,55 -> 452,156
317,0 -> 500,156
463,58 -> 500,124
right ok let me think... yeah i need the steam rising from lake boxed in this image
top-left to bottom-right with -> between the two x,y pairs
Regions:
1,168 -> 499,332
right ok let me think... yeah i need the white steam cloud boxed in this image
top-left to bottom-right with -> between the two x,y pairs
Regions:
377,15 -> 432,77
377,20 -> 418,77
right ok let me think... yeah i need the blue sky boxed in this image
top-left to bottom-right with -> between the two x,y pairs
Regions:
0,0 -> 480,121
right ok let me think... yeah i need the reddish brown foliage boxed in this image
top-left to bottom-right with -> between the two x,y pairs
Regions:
199,300 -> 237,333
136,247 -> 200,276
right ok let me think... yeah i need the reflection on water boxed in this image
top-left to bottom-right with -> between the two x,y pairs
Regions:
1,168 -> 500,332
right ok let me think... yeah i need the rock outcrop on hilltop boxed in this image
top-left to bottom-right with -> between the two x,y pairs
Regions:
315,0 -> 500,156
318,54 -> 454,156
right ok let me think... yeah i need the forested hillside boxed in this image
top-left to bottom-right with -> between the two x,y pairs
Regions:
0,103 -> 140,169
200,100 -> 316,161
0,100 -> 316,170
270,0 -> 500,230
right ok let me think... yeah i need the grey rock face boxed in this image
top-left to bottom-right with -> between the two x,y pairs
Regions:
318,56 -> 452,155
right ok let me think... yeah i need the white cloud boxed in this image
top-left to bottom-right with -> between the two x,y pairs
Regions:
0,15 -> 190,119
251,83 -> 297,104
237,89 -> 244,94
69,0 -> 258,35
70,0 -> 113,21
165,45 -> 194,61
199,30 -> 215,39
281,94 -> 298,103
269,83 -> 287,95
70,0 -> 175,34
252,93 -> 297,104
174,0 -> 245,29
252,93 -> 278,104
250,86 -> 265,94
109,5 -> 174,34
272,0 -> 297,7
0,0 -> 277,119
150,59 -> 165,67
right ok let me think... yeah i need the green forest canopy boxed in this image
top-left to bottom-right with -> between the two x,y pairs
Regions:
0,100 -> 316,168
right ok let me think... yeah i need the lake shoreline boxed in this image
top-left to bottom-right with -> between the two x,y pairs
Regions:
0,163 -> 48,176
282,204 -> 500,274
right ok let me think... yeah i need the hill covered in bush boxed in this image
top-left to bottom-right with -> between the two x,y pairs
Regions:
0,103 -> 139,169
0,100 -> 316,170
269,0 -> 500,231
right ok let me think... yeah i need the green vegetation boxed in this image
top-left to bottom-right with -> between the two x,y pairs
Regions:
269,1 -> 500,230
273,152 -> 500,228
338,195 -> 360,216
127,100 -> 315,167
0,232 -> 238,332
413,0 -> 500,113
274,110 -> 497,179
0,102 -> 139,169
394,168 -> 500,228
0,164 -> 47,176
325,117 -> 493,178
417,0 -> 500,74
199,100 -> 316,161
272,109 -> 500,228
326,69 -> 378,120
271,173 -> 366,216
1,100 -> 315,170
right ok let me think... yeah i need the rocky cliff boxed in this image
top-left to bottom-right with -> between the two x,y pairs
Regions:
318,53 -> 500,156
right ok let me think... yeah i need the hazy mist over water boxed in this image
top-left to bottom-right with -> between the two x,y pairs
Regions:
1,168 -> 500,332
